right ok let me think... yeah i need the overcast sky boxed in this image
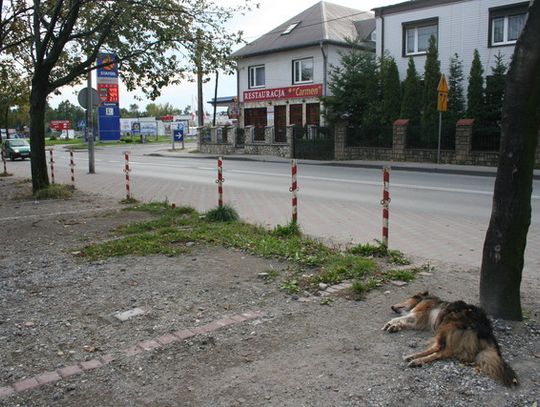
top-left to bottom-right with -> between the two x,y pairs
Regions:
49,0 -> 395,112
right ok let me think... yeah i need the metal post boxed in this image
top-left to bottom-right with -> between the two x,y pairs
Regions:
290,159 -> 298,223
381,167 -> 391,247
216,156 -> 224,207
69,149 -> 75,188
437,111 -> 442,164
49,149 -> 55,184
87,71 -> 95,174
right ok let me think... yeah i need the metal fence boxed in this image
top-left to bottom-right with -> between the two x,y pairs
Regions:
406,122 -> 456,150
292,126 -> 334,160
346,124 -> 393,148
472,124 -> 500,151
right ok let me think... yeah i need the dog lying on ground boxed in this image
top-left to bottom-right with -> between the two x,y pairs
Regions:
382,291 -> 519,387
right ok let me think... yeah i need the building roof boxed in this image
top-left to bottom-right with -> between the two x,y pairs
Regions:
373,0 -> 469,17
232,1 -> 374,59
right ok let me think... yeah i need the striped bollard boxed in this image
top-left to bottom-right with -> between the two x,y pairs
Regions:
49,149 -> 55,184
69,150 -> 75,188
290,159 -> 298,223
216,156 -> 224,207
381,167 -> 391,247
123,151 -> 131,200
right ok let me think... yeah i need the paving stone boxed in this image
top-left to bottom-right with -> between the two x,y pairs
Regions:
138,340 -> 161,351
12,377 -> 40,392
156,333 -> 179,346
35,371 -> 62,385
57,365 -> 83,378
80,359 -> 103,371
0,386 -> 15,398
113,307 -> 146,322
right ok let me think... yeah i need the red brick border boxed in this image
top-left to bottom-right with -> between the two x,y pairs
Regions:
0,310 -> 264,399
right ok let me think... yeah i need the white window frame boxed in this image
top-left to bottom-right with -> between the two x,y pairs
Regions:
403,20 -> 438,56
248,65 -> 265,89
491,13 -> 526,45
292,58 -> 313,85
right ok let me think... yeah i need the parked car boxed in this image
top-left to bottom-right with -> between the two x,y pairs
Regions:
1,139 -> 31,160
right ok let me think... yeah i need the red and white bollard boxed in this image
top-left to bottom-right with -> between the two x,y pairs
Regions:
381,167 -> 391,247
216,156 -> 224,207
49,149 -> 55,184
69,150 -> 75,188
124,151 -> 131,200
290,159 -> 299,223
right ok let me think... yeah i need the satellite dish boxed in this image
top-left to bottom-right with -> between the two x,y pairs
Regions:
78,87 -> 100,109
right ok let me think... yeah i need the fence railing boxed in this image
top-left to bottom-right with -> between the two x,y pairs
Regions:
406,122 -> 456,150
346,124 -> 393,148
472,124 -> 500,151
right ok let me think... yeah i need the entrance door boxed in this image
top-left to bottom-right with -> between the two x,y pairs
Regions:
274,105 -> 286,143
244,107 -> 267,141
289,104 -> 303,126
306,103 -> 320,126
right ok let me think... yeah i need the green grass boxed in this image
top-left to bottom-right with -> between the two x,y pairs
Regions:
204,204 -> 239,222
272,221 -> 301,237
349,242 -> 410,265
45,138 -> 81,146
34,184 -> 74,199
78,202 -> 413,299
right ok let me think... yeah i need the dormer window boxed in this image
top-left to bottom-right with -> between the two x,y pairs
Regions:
282,22 -> 300,35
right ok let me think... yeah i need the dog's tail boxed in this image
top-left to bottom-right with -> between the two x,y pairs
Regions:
475,347 -> 518,387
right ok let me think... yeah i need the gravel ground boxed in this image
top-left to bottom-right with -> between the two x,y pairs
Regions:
0,176 -> 538,407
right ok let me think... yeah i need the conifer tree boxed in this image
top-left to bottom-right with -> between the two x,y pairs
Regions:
421,36 -> 441,128
448,53 -> 465,123
484,51 -> 508,124
380,55 -> 402,125
467,49 -> 485,120
400,57 -> 421,124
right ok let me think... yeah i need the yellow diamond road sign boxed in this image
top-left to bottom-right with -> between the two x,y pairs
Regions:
437,74 -> 448,112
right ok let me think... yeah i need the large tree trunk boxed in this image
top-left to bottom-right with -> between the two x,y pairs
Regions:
480,2 -> 540,320
29,76 -> 50,192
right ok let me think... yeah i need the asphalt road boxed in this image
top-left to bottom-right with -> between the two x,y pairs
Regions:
8,143 -> 540,280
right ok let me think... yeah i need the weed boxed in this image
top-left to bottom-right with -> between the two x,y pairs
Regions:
349,242 -> 388,257
280,279 -> 300,294
0,172 -> 12,177
120,197 -> 140,205
320,297 -> 334,306
385,269 -> 416,282
351,278 -> 380,299
205,204 -> 239,222
272,221 -> 301,237
34,184 -> 73,200
387,249 -> 410,265
318,255 -> 376,284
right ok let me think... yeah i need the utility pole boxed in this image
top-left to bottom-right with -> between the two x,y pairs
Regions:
196,29 -> 204,128
213,70 -> 219,126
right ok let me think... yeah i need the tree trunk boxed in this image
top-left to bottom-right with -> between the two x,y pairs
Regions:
29,77 -> 50,192
480,3 -> 540,320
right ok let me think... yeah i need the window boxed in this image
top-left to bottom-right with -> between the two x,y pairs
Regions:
489,3 -> 528,46
402,19 -> 438,56
293,58 -> 313,84
248,65 -> 265,89
282,22 -> 300,35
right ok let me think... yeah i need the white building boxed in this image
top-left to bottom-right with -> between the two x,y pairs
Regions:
232,1 -> 374,141
373,0 -> 529,79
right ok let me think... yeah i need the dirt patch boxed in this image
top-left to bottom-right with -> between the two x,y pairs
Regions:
0,177 -> 538,406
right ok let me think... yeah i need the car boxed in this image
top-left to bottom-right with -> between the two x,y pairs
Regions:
1,139 -> 31,161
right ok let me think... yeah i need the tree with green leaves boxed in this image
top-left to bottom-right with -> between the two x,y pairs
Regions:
323,39 -> 379,126
480,1 -> 540,320
400,57 -> 421,124
380,55 -> 402,125
0,62 -> 30,139
467,49 -> 485,120
145,103 -> 181,118
1,0 -> 253,192
447,53 -> 466,123
484,51 -> 508,124
421,35 -> 441,131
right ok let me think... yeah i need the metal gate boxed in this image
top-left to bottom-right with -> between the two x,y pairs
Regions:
292,125 -> 334,160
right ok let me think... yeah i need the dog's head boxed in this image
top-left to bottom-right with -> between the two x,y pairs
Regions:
390,291 -> 430,314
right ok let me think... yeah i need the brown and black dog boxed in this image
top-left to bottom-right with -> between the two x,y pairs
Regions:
383,291 -> 518,387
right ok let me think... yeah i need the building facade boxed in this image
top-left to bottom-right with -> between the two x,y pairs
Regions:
373,0 -> 529,80
232,1 -> 374,141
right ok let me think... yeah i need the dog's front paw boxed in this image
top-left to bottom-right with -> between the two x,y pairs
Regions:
403,354 -> 415,362
407,359 -> 423,368
382,320 -> 402,333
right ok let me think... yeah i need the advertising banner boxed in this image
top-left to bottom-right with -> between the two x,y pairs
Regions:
97,52 -> 120,141
243,83 -> 323,102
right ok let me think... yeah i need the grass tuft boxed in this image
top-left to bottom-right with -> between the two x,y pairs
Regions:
120,197 -> 140,205
205,204 -> 239,222
272,221 -> 301,237
34,184 -> 73,200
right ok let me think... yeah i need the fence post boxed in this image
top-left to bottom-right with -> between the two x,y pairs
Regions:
216,156 -> 224,207
123,151 -> 131,200
69,149 -> 75,188
381,167 -> 391,247
290,159 -> 298,223
49,149 -> 55,184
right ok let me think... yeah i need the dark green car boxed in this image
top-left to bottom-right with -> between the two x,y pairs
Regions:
2,139 -> 31,160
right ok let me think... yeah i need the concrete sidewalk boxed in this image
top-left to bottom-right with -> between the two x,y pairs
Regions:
146,145 -> 540,180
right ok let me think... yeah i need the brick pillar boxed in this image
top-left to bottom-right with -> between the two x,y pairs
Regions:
392,119 -> 409,161
265,126 -> 273,144
244,126 -> 254,144
334,122 -> 346,160
286,125 -> 295,158
455,119 -> 474,164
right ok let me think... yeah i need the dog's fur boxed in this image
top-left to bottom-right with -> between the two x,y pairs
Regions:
383,291 -> 518,387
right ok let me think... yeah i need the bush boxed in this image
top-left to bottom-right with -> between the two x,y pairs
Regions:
205,204 -> 239,222
34,184 -> 73,199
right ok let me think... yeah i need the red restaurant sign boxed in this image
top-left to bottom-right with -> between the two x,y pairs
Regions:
244,84 -> 323,102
